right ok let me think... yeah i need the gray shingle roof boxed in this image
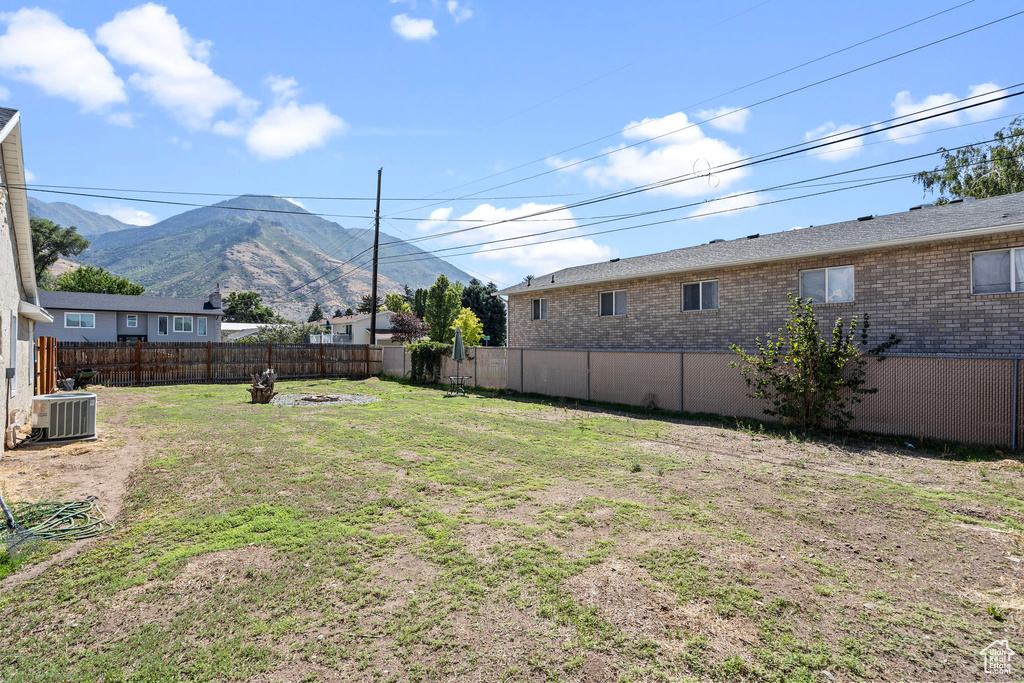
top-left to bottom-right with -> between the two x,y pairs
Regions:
497,192 -> 1024,295
0,107 -> 16,133
39,291 -> 223,315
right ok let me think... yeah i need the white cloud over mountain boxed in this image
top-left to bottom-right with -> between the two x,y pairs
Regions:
247,100 -> 346,159
416,203 -> 613,277
0,8 -> 126,111
95,202 -> 159,226
96,3 -> 256,130
552,112 -> 749,197
391,14 -> 437,41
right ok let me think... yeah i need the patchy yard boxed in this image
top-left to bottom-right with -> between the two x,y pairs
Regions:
0,379 -> 1021,682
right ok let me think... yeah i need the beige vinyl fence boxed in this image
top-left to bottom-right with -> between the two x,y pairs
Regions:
382,346 -> 1022,450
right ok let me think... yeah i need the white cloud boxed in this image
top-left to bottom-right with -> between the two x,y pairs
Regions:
106,112 -> 137,128
23,169 -> 36,182
888,83 -> 1006,143
553,112 -> 749,197
0,85 -> 8,101
804,122 -> 863,161
285,197 -> 308,211
417,202 -> 613,275
246,101 -> 346,159
265,75 -> 299,104
211,119 -> 247,137
447,1 -> 472,22
695,107 -> 750,133
96,3 -> 255,129
95,202 -> 159,226
391,14 -> 437,41
0,8 -> 126,112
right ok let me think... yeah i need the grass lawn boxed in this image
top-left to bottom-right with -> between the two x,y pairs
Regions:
0,377 -> 1021,682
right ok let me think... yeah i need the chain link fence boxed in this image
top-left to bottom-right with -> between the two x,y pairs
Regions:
381,346 -> 1022,449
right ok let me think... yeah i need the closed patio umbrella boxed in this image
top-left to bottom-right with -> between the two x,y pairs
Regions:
452,327 -> 466,395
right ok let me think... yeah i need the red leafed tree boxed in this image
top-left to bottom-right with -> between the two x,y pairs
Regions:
389,312 -> 429,344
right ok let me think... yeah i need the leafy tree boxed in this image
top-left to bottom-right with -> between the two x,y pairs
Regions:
223,291 -> 277,323
384,293 -> 411,313
450,307 -> 483,346
408,340 -> 451,383
389,311 -> 429,344
344,308 -> 354,316
730,295 -> 900,432
356,294 -> 383,314
333,309 -> 343,318
461,278 -> 506,346
412,288 -> 428,319
913,116 -> 1024,203
240,321 -> 325,344
30,218 -> 90,284
425,275 -> 462,343
54,265 -> 145,295
307,302 -> 324,322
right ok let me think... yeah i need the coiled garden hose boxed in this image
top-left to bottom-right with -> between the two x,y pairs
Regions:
7,496 -> 113,542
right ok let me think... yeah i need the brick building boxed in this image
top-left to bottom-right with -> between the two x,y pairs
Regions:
497,193 -> 1024,355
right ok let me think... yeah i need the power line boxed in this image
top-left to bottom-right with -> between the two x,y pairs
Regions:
387,1 -> 992,215
378,86 -> 1024,247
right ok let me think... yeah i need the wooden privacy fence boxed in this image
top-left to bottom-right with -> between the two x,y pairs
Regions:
54,341 -> 383,387
382,346 -> 1023,450
35,336 -> 57,395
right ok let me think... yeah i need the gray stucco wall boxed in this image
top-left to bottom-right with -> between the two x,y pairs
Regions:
34,308 -> 221,343
0,146 -> 36,446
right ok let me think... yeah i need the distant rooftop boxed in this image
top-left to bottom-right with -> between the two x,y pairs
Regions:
39,290 -> 223,315
497,192 -> 1024,295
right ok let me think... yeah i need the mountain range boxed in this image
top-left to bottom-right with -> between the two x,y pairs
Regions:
28,195 -> 472,321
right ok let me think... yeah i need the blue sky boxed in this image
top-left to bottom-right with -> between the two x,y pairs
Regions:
1,1 -> 1022,288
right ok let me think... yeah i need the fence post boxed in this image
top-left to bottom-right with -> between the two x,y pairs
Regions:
1013,358 -> 1020,452
520,348 -> 524,393
365,344 -> 370,378
474,349 -> 478,388
680,351 -> 685,414
267,343 -> 273,372
586,350 -> 591,401
320,343 -> 325,379
403,349 -> 406,378
206,341 -> 212,383
135,339 -> 142,387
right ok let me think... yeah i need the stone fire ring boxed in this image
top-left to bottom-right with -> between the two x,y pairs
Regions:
270,394 -> 381,407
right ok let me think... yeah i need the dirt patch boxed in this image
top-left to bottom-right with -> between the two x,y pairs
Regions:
270,393 -> 380,407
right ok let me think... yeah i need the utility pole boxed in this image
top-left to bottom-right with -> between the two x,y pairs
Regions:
369,167 -> 382,346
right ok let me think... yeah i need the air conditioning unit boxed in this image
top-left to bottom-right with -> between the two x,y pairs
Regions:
31,392 -> 97,442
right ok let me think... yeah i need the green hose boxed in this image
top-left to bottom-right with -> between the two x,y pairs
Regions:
7,497 -> 113,542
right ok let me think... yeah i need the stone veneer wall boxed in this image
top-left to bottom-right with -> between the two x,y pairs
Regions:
508,231 -> 1024,356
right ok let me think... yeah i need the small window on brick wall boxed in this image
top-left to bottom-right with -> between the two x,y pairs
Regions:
682,280 -> 719,311
800,266 -> 854,303
532,298 -> 547,321
599,290 -> 627,317
972,247 -> 1024,294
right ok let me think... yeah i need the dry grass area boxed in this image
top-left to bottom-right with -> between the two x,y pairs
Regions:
0,379 -> 1021,682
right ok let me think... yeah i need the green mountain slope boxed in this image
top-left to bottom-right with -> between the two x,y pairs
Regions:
85,216 -> 404,321
86,195 -> 471,288
28,197 -> 135,236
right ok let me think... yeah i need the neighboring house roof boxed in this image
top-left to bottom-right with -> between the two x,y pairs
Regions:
497,192 -> 1024,296
38,290 -> 224,315
220,322 -> 276,332
1,107 -> 39,300
314,311 -> 395,325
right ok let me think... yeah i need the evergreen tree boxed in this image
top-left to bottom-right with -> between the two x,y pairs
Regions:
412,288 -> 428,319
307,302 -> 324,322
461,278 -> 506,346
333,309 -> 343,318
425,275 -> 461,343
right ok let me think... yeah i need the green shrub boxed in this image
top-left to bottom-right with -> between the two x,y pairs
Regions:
408,341 -> 451,383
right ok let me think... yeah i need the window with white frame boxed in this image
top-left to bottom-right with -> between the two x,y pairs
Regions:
532,298 -> 547,320
126,314 -> 138,328
682,280 -> 719,311
599,290 -> 627,317
972,247 -> 1024,294
64,312 -> 96,328
197,316 -> 207,336
799,266 -> 854,303
157,315 -> 168,335
173,316 -> 193,333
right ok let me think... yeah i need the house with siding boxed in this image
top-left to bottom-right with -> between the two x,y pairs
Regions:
35,289 -> 223,343
1,107 -> 53,453
312,311 -> 398,345
497,193 -> 1024,356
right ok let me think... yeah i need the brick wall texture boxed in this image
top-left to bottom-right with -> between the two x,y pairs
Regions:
508,231 -> 1024,355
